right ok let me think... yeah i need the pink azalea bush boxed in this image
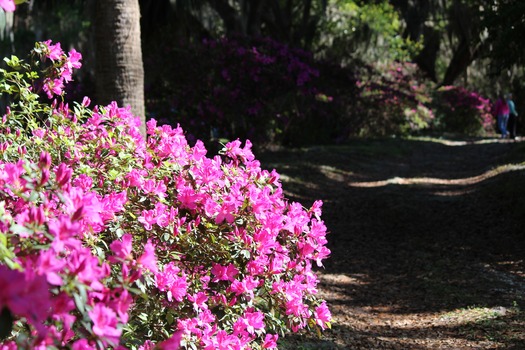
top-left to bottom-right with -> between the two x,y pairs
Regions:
0,41 -> 331,349
145,36 -> 348,147
355,61 -> 435,136
433,85 -> 494,136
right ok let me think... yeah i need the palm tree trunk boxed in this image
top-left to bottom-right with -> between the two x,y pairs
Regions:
95,0 -> 145,135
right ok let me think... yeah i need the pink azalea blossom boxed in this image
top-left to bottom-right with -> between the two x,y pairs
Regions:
0,266 -> 51,333
262,334 -> 278,349
43,40 -> 63,61
188,292 -> 208,312
55,163 -> 72,188
108,289 -> 133,324
67,48 -> 82,69
88,303 -> 122,345
235,310 -> 264,335
168,276 -> 188,302
138,239 -> 158,273
110,233 -> 133,260
314,302 -> 331,329
36,249 -> 66,285
138,208 -> 156,230
211,263 -> 239,282
229,276 -> 260,300
155,263 -> 188,302
71,339 -> 97,350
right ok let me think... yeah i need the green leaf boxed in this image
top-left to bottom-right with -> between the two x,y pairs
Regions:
73,292 -> 86,314
10,223 -> 32,236
108,169 -> 120,180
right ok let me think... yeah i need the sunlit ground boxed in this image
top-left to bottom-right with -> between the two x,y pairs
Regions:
348,164 -> 525,189
315,272 -> 524,349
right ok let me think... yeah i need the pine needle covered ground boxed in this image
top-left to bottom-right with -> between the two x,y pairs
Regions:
260,137 -> 525,349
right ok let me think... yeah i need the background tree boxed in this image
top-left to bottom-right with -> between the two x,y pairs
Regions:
95,0 -> 145,134
478,0 -> 525,71
3,0 -> 525,141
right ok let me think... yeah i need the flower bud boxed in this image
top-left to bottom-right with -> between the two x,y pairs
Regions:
39,168 -> 50,187
55,163 -> 72,188
38,151 -> 51,169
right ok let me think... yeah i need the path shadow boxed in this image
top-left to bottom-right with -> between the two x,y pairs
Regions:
260,137 -> 525,348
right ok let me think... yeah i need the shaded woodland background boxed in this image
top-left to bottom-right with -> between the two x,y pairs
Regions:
2,0 -> 525,148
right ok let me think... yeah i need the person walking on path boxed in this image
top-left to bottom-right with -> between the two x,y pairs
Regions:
494,93 -> 510,138
506,93 -> 518,139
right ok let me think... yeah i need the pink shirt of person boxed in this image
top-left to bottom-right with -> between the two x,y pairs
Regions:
494,97 -> 509,116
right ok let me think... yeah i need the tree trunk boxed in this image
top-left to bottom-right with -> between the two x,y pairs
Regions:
441,39 -> 482,86
95,0 -> 145,135
414,26 -> 440,82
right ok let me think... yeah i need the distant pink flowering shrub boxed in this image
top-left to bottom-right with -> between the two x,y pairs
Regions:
0,42 -> 330,349
145,36 -> 348,147
355,61 -> 434,136
434,86 -> 494,135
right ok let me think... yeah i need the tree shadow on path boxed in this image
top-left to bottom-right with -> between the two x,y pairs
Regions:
260,137 -> 525,349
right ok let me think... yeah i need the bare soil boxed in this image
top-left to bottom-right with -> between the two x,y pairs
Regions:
259,137 -> 525,349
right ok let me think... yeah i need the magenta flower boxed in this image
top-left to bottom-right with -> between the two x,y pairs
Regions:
108,289 -> 133,324
0,341 -> 18,349
155,263 -> 188,302
240,310 -> 265,335
0,43 -> 332,347
0,266 -> 51,333
205,329 -> 242,349
36,249 -> 66,285
262,334 -> 278,349
138,208 -> 156,230
224,139 -> 254,164
168,276 -> 188,302
88,303 -> 122,345
188,292 -> 208,312
43,40 -> 64,61
81,96 -> 91,107
67,48 -> 82,69
137,239 -> 158,273
215,202 -> 236,224
48,215 -> 81,251
66,247 -> 109,291
38,151 -> 52,169
211,263 -> 239,282
138,340 -> 155,350
110,234 -> 133,260
55,163 -> 72,188
229,276 -> 260,300
314,302 -> 331,329
71,339 -> 97,350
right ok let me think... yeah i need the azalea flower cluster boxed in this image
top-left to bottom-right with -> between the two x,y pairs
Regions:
33,40 -> 83,99
0,42 -> 331,349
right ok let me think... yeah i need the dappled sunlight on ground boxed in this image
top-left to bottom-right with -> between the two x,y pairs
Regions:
348,164 -> 525,188
411,136 -> 523,146
261,137 -> 525,349
316,272 -> 522,349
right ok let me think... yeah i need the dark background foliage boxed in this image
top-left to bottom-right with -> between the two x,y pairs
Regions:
1,0 -> 524,146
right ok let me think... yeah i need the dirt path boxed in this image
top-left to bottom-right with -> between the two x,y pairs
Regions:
259,137 -> 525,349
